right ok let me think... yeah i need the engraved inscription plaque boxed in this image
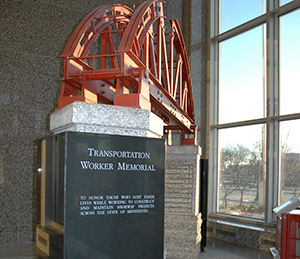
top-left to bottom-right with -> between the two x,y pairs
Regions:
62,132 -> 165,259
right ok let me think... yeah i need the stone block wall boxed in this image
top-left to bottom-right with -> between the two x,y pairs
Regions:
207,219 -> 276,251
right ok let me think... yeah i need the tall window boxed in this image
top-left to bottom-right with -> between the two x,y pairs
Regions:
209,0 -> 300,225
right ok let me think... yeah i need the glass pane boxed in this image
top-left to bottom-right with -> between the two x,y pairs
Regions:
280,9 -> 300,115
218,124 -> 266,218
279,120 -> 300,204
280,0 -> 293,6
219,26 -> 266,124
220,0 -> 266,33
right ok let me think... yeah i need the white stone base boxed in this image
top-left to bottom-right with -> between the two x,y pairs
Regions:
50,102 -> 163,138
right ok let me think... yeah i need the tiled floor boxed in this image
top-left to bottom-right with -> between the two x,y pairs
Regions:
197,237 -> 274,259
0,238 -> 274,259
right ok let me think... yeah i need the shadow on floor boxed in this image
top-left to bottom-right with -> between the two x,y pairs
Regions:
0,238 -> 274,259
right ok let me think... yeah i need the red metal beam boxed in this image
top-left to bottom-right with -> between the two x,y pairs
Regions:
57,0 -> 196,144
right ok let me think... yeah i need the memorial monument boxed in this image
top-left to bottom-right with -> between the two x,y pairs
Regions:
36,1 -> 201,258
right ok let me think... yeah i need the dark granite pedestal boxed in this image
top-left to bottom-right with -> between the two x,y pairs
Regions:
37,132 -> 165,259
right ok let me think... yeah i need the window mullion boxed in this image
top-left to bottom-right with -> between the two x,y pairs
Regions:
211,14 -> 267,43
208,0 -> 219,214
265,0 -> 280,226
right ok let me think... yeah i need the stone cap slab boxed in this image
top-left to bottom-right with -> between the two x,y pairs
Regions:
166,145 -> 202,156
50,102 -> 163,138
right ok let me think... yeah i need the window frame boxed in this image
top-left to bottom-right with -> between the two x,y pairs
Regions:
208,0 -> 300,226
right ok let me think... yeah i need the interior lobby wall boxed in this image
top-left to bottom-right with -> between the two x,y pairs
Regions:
0,0 -> 208,244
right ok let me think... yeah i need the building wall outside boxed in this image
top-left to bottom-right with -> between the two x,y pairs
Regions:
0,0 -> 208,244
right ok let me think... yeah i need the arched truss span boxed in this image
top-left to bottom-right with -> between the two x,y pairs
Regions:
58,0 -> 196,139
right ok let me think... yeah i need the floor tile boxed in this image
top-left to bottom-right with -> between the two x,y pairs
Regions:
0,238 -> 274,259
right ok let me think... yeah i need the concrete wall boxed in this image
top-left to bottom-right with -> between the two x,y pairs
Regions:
0,0 -> 208,244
